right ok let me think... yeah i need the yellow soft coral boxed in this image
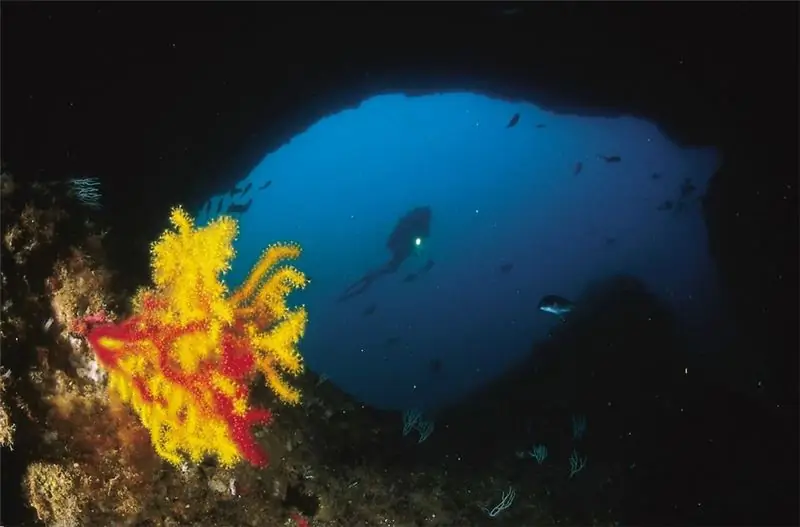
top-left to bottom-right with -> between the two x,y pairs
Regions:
147,206 -> 237,327
85,206 -> 309,467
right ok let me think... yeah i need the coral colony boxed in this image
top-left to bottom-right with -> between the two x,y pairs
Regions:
79,207 -> 309,467
483,486 -> 516,518
402,408 -> 435,443
569,449 -> 588,479
529,444 -> 549,464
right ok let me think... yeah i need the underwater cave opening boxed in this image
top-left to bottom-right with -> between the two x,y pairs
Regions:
198,91 -> 723,415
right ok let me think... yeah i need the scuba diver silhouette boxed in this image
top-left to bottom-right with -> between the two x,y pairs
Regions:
338,206 -> 432,302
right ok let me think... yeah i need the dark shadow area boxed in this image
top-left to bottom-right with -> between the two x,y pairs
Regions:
435,275 -> 798,525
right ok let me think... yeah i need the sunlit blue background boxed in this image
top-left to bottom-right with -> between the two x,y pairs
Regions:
196,92 -> 722,413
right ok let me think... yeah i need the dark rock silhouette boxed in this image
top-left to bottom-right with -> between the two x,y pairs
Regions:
226,198 -> 252,214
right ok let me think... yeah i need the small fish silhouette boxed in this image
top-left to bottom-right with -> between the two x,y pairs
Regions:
258,180 -> 272,191
679,178 -> 696,199
506,113 -> 520,128
597,154 -> 622,163
226,199 -> 253,214
573,161 -> 583,176
429,358 -> 443,375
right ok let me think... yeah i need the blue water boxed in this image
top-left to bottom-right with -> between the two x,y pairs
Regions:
196,92 -> 722,414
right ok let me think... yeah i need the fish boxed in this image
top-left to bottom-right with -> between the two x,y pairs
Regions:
429,358 -> 443,375
597,154 -> 622,163
402,273 -> 417,283
573,161 -> 583,176
535,123 -> 546,129
538,294 -> 575,321
241,182 -> 252,196
203,200 -> 211,216
258,180 -> 272,191
226,198 -> 252,214
362,303 -> 377,316
679,178 -> 696,199
216,199 -> 224,214
506,113 -> 520,128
